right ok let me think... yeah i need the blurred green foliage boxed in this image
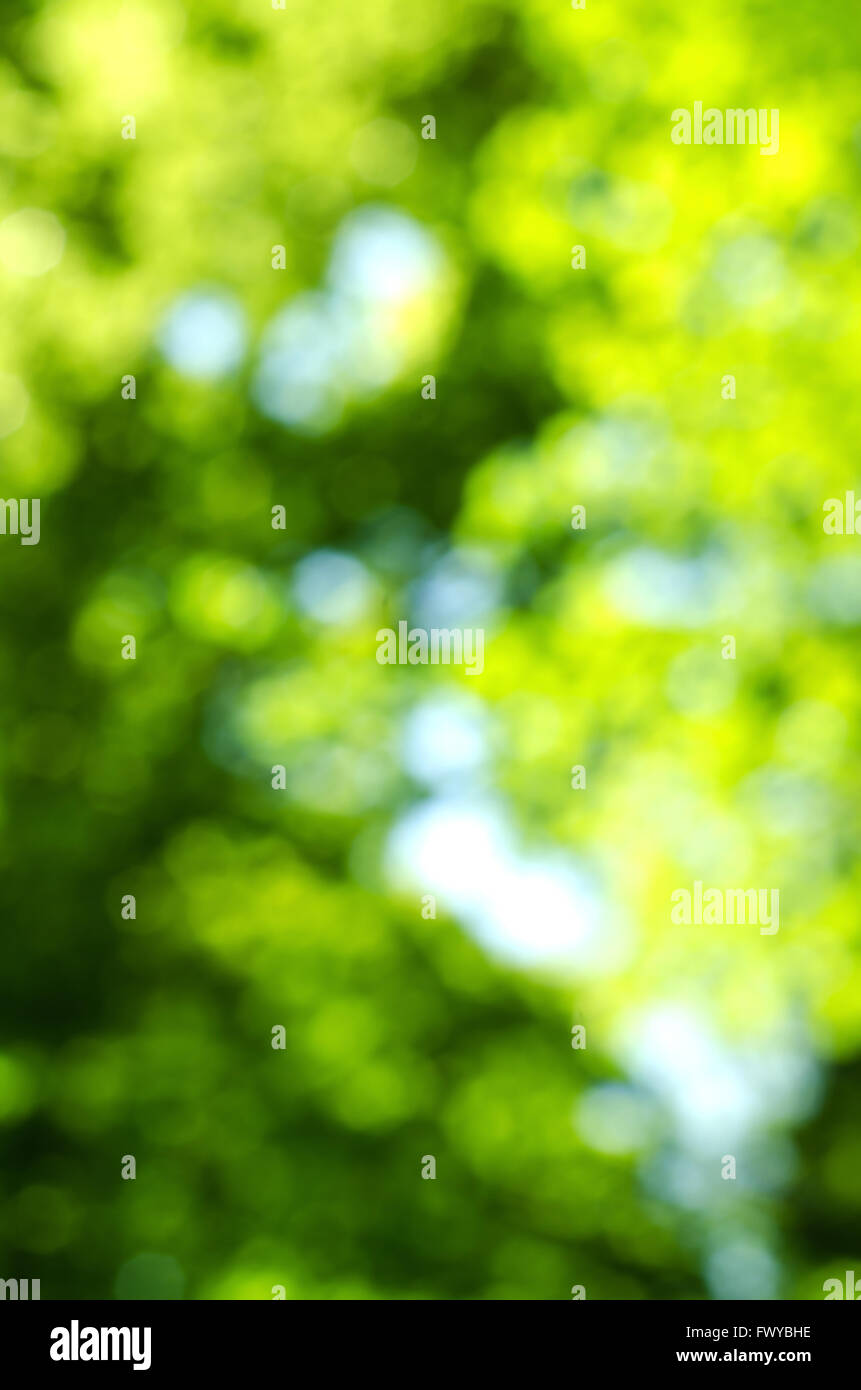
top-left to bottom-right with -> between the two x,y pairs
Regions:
0,0 -> 859,1299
